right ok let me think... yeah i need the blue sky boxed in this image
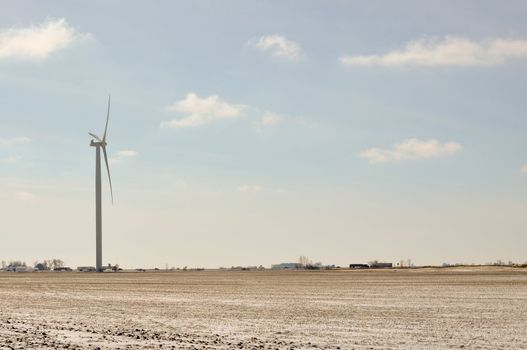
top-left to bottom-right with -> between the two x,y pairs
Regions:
1,1 -> 527,268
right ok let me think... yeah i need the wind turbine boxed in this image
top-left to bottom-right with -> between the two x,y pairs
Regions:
89,95 -> 113,272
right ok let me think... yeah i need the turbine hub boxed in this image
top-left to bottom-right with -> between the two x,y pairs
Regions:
90,140 -> 106,147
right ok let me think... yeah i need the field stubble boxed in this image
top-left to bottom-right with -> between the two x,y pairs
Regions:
0,267 -> 526,349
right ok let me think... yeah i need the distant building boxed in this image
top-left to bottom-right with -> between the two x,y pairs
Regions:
54,267 -> 72,272
271,263 -> 301,270
14,266 -> 34,272
369,262 -> 393,269
34,263 -> 47,271
349,264 -> 369,269
77,266 -> 96,272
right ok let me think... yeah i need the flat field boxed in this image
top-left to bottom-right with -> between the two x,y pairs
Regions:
0,267 -> 526,349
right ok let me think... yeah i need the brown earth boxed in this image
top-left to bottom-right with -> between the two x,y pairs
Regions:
1,267 -> 526,349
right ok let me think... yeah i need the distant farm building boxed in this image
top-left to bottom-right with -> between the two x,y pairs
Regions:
14,266 -> 34,272
34,263 -> 47,271
54,267 -> 72,272
271,263 -> 301,270
349,264 -> 369,269
369,262 -> 393,269
77,266 -> 96,272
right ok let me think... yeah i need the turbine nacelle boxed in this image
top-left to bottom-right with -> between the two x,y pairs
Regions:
89,138 -> 107,147
89,132 -> 106,147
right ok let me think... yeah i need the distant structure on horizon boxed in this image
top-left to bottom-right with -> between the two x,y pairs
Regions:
271,263 -> 300,270
78,266 -> 97,272
370,262 -> 393,268
349,262 -> 393,269
349,264 -> 369,269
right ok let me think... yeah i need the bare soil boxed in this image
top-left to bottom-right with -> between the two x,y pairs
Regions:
1,267 -> 526,349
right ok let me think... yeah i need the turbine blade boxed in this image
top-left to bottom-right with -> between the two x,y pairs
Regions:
89,133 -> 102,142
102,145 -> 114,204
103,94 -> 111,142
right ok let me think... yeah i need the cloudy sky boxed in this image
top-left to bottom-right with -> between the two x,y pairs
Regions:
1,1 -> 526,268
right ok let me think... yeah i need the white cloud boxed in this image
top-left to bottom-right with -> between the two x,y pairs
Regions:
161,93 -> 245,128
253,111 -> 285,131
0,18 -> 85,61
521,165 -> 527,173
116,150 -> 138,157
110,149 -> 138,164
261,111 -> 284,126
339,37 -> 527,68
249,34 -> 301,60
13,191 -> 36,201
0,136 -> 30,146
361,138 -> 462,164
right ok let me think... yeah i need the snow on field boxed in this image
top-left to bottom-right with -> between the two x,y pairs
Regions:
1,267 -> 526,349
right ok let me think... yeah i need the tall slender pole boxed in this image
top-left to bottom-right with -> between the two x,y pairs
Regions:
95,145 -> 102,272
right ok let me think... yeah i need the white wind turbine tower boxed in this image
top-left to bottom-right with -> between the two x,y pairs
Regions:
89,95 -> 113,272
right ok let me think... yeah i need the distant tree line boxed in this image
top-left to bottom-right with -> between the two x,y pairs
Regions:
1,259 -> 65,271
298,256 -> 324,269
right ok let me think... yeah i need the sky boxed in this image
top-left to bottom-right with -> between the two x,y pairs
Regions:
1,1 -> 527,268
